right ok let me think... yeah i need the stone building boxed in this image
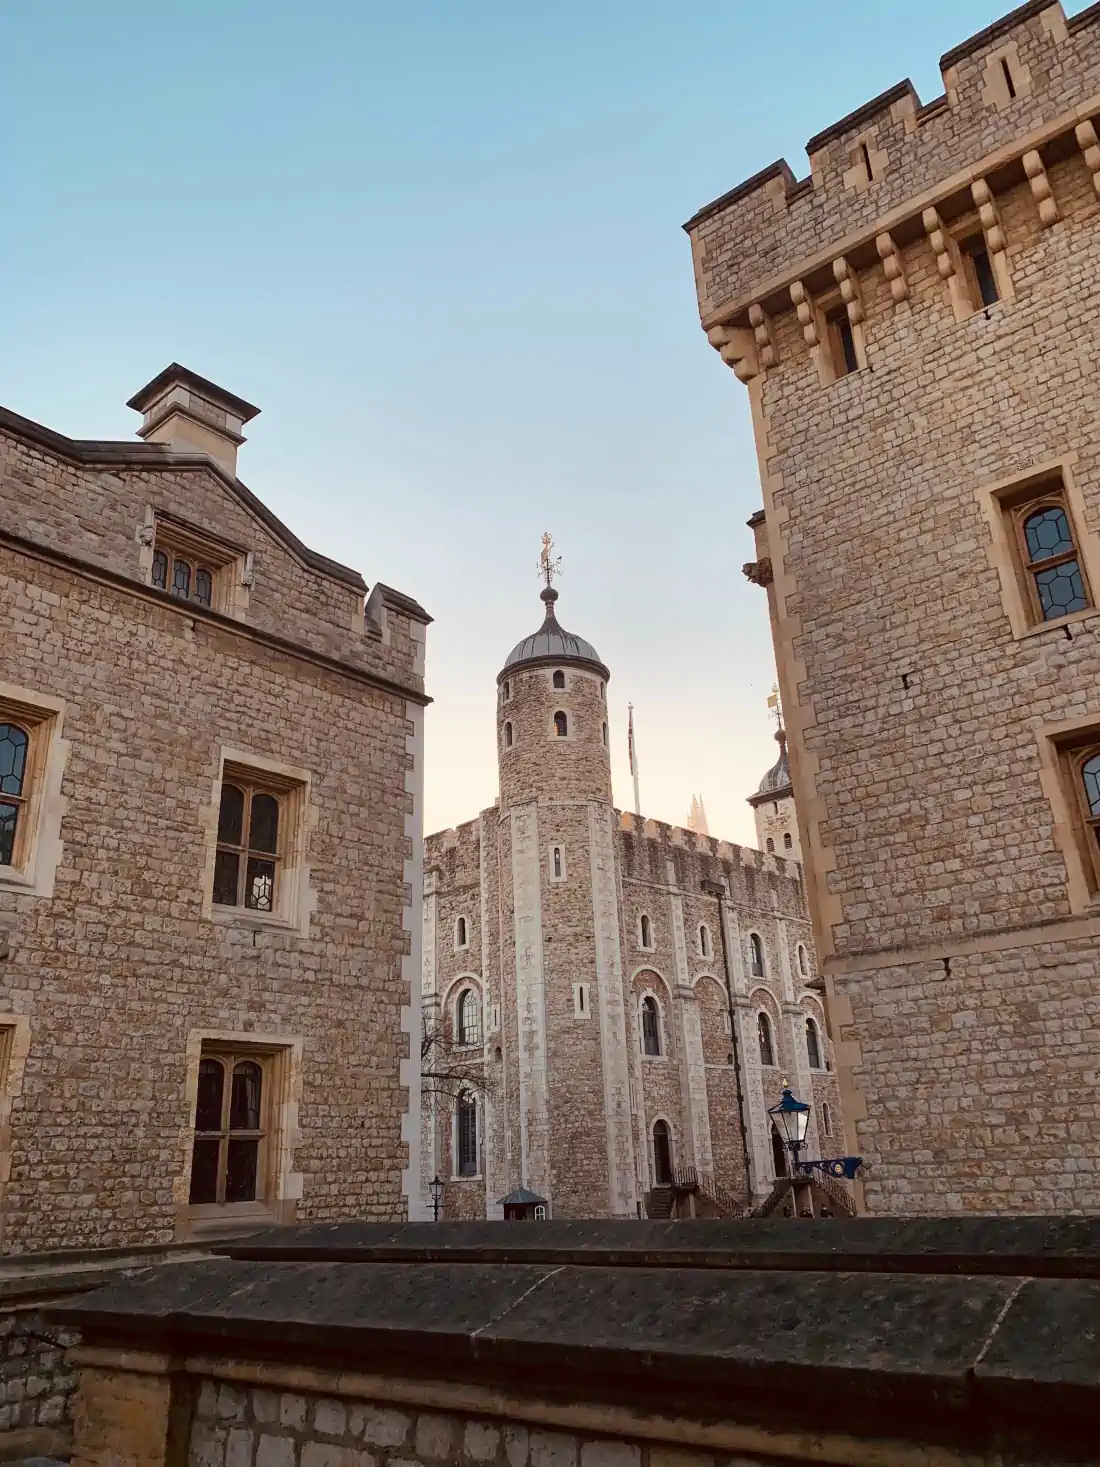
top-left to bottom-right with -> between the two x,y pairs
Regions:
686,0 -> 1100,1212
421,579 -> 839,1220
0,363 -> 430,1251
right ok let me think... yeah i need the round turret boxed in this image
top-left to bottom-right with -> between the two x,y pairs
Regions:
497,587 -> 611,809
747,728 -> 801,861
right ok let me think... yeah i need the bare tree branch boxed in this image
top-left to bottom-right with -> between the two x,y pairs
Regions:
420,1012 -> 496,1102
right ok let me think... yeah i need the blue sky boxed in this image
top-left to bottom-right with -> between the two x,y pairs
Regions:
2,0 -> 1047,842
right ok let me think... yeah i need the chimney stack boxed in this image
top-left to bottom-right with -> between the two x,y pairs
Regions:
127,363 -> 260,478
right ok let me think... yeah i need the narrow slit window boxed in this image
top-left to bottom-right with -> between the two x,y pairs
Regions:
822,1102 -> 832,1137
860,141 -> 873,182
964,238 -> 999,308
455,915 -> 468,949
640,914 -> 652,949
1000,56 -> 1017,100
826,308 -> 858,377
552,846 -> 563,880
504,721 -> 513,748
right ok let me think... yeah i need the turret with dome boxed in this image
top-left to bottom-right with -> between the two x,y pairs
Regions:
747,704 -> 801,860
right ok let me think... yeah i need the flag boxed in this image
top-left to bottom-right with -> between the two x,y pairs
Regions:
628,705 -> 635,775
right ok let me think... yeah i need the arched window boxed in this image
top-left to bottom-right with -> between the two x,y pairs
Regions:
0,723 -> 30,868
749,932 -> 765,977
552,845 -> 563,880
1020,503 -> 1089,621
758,1011 -> 775,1067
599,681 -> 606,700
806,1016 -> 822,1070
699,924 -> 712,958
502,680 -> 511,701
821,1102 -> 832,1137
652,1120 -> 672,1185
189,1052 -> 266,1205
771,1128 -> 787,1180
552,670 -> 566,689
457,988 -> 481,1047
641,996 -> 661,1056
798,943 -> 809,976
766,838 -> 775,853
455,916 -> 468,950
213,780 -> 281,912
553,711 -> 568,738
639,914 -> 652,949
456,1091 -> 478,1176
503,722 -> 513,748
783,832 -> 793,851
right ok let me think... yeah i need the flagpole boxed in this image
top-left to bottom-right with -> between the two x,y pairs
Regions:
628,703 -> 641,817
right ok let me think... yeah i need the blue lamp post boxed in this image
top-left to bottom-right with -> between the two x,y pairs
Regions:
767,1084 -> 811,1171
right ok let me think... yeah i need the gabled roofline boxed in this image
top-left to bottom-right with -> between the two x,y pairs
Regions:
0,404 -> 366,592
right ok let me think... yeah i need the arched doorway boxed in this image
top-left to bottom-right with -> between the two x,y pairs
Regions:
652,1120 -> 672,1186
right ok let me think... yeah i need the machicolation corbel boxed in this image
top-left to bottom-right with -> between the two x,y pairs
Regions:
832,257 -> 864,325
789,281 -> 819,346
1075,119 -> 1100,196
747,304 -> 777,369
705,324 -> 758,382
922,208 -> 955,279
971,177 -> 1007,261
875,232 -> 909,303
1022,149 -> 1060,226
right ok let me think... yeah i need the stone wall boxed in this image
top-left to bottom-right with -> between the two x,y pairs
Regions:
187,1384 -> 754,1467
0,1307 -> 78,1437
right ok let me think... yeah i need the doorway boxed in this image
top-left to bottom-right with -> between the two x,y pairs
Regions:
652,1120 -> 672,1186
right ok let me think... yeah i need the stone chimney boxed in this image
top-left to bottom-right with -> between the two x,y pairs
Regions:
127,363 -> 260,478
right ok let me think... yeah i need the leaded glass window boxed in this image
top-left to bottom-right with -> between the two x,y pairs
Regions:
641,996 -> 661,1056
457,1091 -> 478,1176
152,546 -> 218,609
457,988 -> 481,1048
1018,501 -> 1090,622
195,567 -> 213,607
189,1051 -> 267,1205
171,557 -> 192,598
1079,750 -> 1100,878
0,724 -> 29,868
213,780 -> 281,912
151,550 -> 169,589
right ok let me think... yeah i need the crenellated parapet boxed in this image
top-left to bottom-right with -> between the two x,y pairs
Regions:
617,810 -> 805,910
686,0 -> 1100,340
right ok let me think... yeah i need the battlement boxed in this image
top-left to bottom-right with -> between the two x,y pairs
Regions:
686,0 -> 1100,331
617,810 -> 803,898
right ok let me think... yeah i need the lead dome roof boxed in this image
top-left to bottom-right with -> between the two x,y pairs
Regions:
500,588 -> 609,681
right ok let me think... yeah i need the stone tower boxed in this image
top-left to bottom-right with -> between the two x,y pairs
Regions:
495,584 -> 638,1217
747,729 -> 801,862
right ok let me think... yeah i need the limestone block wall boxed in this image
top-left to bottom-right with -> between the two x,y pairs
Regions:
0,1308 -> 78,1437
185,1382 -> 772,1467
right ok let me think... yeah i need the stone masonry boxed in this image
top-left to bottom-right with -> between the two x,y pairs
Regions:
0,364 -> 430,1250
421,584 -> 838,1220
686,0 -> 1100,1211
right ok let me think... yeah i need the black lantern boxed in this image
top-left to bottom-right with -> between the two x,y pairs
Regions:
428,1174 -> 444,1222
768,1084 -> 811,1164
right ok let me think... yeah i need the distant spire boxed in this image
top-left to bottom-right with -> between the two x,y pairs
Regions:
687,795 -> 709,837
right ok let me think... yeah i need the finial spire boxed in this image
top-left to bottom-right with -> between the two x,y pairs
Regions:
538,532 -> 562,591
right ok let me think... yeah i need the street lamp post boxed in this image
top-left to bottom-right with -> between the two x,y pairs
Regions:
429,1174 -> 444,1222
767,1084 -> 811,1171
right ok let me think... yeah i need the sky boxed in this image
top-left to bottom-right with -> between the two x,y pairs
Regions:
1,0 -> 1054,844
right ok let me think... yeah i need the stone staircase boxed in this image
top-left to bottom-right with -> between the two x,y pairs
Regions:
644,1185 -> 673,1219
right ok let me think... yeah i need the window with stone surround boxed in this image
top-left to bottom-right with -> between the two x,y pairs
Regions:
766,838 -> 774,853
698,923 -> 712,959
549,844 -> 566,883
784,832 -> 793,851
189,1045 -> 275,1207
822,1101 -> 833,1137
641,995 -> 662,1057
806,1016 -> 823,1070
758,1011 -> 776,1068
573,981 -> 590,1019
502,680 -> 512,702
553,710 -> 568,738
798,943 -> 809,976
749,932 -> 765,977
147,515 -> 246,616
552,670 -> 566,689
1016,497 -> 1090,624
503,721 -> 513,749
1056,736 -> 1100,894
455,1090 -> 478,1177
456,988 -> 481,1048
0,691 -> 65,897
454,915 -> 469,950
826,306 -> 859,378
639,913 -> 654,950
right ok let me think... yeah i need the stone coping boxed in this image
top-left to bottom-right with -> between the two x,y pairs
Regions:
49,1250 -> 1100,1455
214,1215 -> 1100,1278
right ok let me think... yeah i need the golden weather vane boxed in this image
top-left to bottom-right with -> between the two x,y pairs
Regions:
538,532 -> 562,589
767,683 -> 783,729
